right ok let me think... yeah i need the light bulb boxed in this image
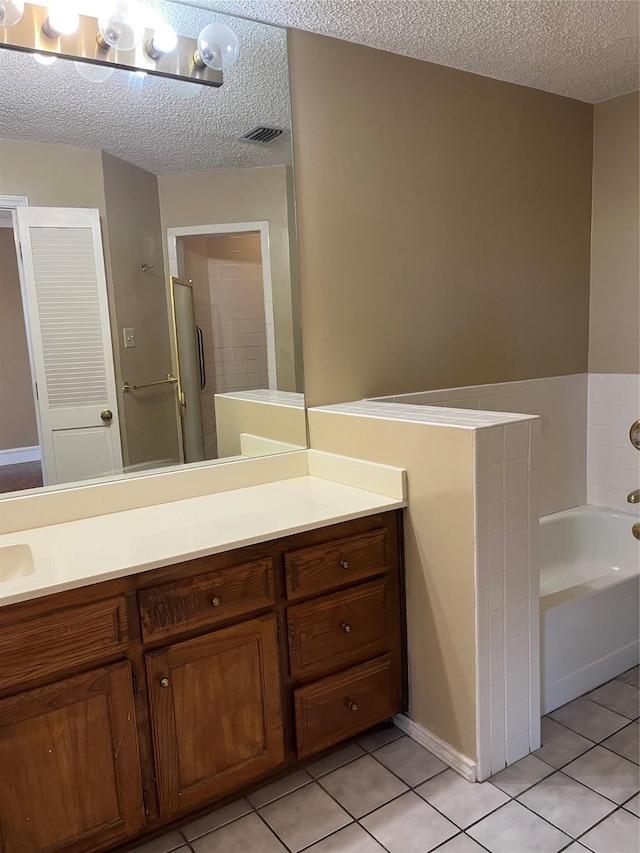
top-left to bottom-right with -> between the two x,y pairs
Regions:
0,0 -> 24,28
147,22 -> 177,58
43,2 -> 79,37
34,52 -> 57,65
74,61 -> 115,82
194,22 -> 239,72
97,0 -> 146,51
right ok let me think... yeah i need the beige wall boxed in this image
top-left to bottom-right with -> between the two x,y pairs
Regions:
0,138 -> 106,211
308,409 -> 477,758
101,152 -> 181,468
288,31 -> 594,407
0,139 -> 181,470
589,91 -> 640,373
0,139 -> 107,457
0,228 -> 38,451
216,395 -> 307,458
158,165 -> 302,393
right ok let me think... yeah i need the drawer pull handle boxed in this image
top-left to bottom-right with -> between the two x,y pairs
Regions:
160,677 -> 170,689
342,623 -> 352,633
211,597 -> 221,607
348,701 -> 359,712
340,559 -> 350,570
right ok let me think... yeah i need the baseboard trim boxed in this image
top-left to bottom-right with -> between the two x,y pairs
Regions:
393,714 -> 477,782
0,446 -> 40,466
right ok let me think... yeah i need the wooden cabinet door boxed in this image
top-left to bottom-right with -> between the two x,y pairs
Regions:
0,662 -> 144,853
146,614 -> 284,817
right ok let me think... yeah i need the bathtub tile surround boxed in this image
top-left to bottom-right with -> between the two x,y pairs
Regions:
474,418 -> 540,779
587,373 -> 640,514
130,680 -> 639,853
371,374 -> 587,516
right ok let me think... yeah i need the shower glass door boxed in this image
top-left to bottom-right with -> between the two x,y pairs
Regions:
170,277 -> 205,463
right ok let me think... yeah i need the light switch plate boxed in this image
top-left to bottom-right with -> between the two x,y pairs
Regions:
123,328 -> 136,349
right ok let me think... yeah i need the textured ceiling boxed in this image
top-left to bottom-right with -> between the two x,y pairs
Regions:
0,1 -> 637,177
182,0 -> 640,103
0,1 -> 292,174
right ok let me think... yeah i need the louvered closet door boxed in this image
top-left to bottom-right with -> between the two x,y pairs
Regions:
15,207 -> 122,486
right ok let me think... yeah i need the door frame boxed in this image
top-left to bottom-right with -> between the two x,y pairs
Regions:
0,195 -> 43,468
166,221 -> 277,390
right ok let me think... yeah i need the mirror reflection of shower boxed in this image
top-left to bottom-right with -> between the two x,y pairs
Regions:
176,229 -> 272,461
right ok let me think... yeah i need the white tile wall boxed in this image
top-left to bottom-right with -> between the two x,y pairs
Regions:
587,374 -> 640,515
474,419 -> 540,780
371,375 -> 587,517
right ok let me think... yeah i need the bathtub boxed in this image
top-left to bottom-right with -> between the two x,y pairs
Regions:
540,505 -> 640,714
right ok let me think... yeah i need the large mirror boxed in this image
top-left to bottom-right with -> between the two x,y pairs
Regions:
0,0 -> 305,497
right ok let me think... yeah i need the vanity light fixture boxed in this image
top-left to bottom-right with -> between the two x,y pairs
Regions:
0,2 -> 233,88
42,2 -> 79,38
0,0 -> 23,28
146,22 -> 178,59
194,22 -> 239,72
97,0 -> 146,51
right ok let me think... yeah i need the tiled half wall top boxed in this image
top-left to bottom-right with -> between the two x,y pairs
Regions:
370,373 -> 640,517
370,375 -> 588,517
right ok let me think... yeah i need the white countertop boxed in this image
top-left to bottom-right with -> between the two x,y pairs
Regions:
0,476 -> 405,607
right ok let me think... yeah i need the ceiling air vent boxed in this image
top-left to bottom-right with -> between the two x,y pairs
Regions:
239,126 -> 284,144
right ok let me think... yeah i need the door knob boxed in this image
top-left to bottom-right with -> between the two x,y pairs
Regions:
633,523 -> 640,542
160,677 -> 170,688
627,490 -> 640,504
100,409 -> 113,422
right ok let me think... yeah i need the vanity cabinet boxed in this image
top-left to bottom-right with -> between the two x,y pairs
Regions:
146,614 -> 284,816
0,510 -> 405,853
0,662 -> 144,853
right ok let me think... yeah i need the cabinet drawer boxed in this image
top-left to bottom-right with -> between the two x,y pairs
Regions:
288,579 -> 390,678
285,529 -> 388,600
139,558 -> 275,643
294,655 -> 400,757
0,597 -> 128,691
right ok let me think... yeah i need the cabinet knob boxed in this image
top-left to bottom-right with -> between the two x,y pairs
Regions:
348,701 -> 359,712
342,623 -> 352,633
340,559 -> 350,570
160,677 -> 170,689
211,597 -> 221,607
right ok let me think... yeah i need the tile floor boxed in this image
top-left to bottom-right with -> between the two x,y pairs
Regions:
131,667 -> 639,853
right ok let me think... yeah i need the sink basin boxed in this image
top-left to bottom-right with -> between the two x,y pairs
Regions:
0,544 -> 36,583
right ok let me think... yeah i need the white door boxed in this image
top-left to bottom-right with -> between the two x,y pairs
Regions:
14,207 -> 123,486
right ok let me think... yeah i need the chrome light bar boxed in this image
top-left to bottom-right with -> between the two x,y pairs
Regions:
0,2 -> 223,87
